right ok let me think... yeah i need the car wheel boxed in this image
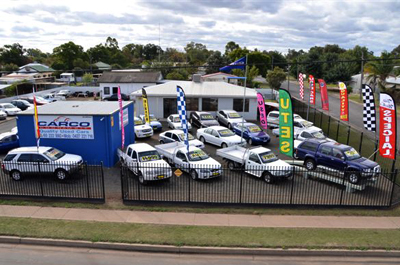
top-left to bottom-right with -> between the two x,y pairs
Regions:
227,161 -> 235,171
293,150 -> 299,159
10,170 -> 22,181
55,169 -> 68,180
228,123 -> 232,129
160,140 -> 165,144
262,172 -> 274,184
248,139 -> 253,145
304,159 -> 316,171
347,171 -> 360,184
138,171 -> 147,185
200,136 -> 206,143
190,169 -> 198,180
221,143 -> 228,148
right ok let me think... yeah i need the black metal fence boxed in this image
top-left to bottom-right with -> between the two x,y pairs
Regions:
121,163 -> 400,207
0,161 -> 105,203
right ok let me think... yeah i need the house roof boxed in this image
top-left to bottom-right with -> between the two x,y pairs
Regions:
98,71 -> 162,83
386,76 -> 400,85
19,63 -> 54,73
202,72 -> 237,78
94,61 -> 111,69
132,81 -> 257,98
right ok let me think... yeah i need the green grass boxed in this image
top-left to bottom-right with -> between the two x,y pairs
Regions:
1,217 -> 400,250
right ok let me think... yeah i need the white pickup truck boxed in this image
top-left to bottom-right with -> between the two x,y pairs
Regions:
117,143 -> 172,185
154,142 -> 222,180
216,146 -> 292,184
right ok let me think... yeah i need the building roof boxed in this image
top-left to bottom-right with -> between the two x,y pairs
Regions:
19,63 -> 54,73
94,61 -> 111,70
132,81 -> 257,98
202,72 -> 237,78
19,101 -> 133,116
98,71 -> 162,83
386,76 -> 400,85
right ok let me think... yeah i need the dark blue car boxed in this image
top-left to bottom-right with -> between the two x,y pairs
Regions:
232,122 -> 270,145
0,132 -> 19,153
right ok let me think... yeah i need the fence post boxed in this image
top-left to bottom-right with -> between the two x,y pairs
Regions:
373,141 -> 378,161
359,132 -> 364,153
346,126 -> 351,145
120,163 -> 125,201
289,166 -> 295,205
38,161 -> 44,197
335,121 -> 340,141
85,162 -> 90,198
188,167 -> 191,202
239,167 -> 243,204
339,169 -> 346,206
327,116 -> 331,136
100,162 -> 105,200
313,108 -> 317,123
389,169 -> 398,207
320,111 -> 323,128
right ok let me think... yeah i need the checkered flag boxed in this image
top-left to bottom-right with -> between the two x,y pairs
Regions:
176,85 -> 190,152
362,84 -> 376,132
299,73 -> 304,100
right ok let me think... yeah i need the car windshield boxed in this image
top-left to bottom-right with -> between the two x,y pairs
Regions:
228,112 -> 241,118
259,151 -> 278,163
247,125 -> 262,133
218,129 -> 235,137
312,131 -> 325,139
43,148 -> 66,161
187,149 -> 209,161
300,120 -> 313,128
149,115 -> 157,122
3,104 -> 15,109
138,151 -> 161,162
134,118 -> 144,125
200,114 -> 214,120
173,117 -> 181,123
178,133 -> 195,141
19,100 -> 30,105
344,148 -> 361,161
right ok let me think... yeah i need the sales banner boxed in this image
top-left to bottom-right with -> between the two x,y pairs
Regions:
379,93 -> 397,160
38,115 -> 94,139
299,73 -> 304,100
279,89 -> 293,157
318,79 -> 329,111
338,82 -> 349,121
117,86 -> 125,149
256,92 -> 268,130
309,75 -> 316,105
142,88 -> 150,124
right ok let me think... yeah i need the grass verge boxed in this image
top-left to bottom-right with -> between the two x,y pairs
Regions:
1,217 -> 400,250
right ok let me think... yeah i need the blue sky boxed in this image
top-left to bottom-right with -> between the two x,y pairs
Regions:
1,0 -> 399,54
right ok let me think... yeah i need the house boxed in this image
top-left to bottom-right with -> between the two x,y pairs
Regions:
386,76 -> 400,90
202,72 -> 238,85
18,63 -> 55,74
98,71 -> 162,99
59,73 -> 76,83
0,72 -> 54,84
94,61 -> 111,70
131,74 -> 258,120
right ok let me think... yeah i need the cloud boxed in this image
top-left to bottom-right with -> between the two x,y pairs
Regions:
11,25 -> 40,33
199,21 -> 216,27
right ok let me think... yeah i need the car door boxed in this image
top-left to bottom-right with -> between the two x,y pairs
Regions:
17,154 -> 38,173
192,113 -> 200,127
175,151 -> 190,172
0,136 -> 13,151
172,133 -> 181,143
209,129 -> 221,146
299,131 -> 312,141
331,148 -> 347,171
219,111 -> 227,126
316,145 -> 332,168
31,154 -> 52,173
245,152 -> 263,177
241,126 -> 250,140
167,116 -> 173,128
162,132 -> 173,143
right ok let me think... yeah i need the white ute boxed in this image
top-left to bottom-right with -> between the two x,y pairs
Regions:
155,142 -> 222,180
216,146 -> 292,184
117,143 -> 172,185
134,116 -> 153,138
2,146 -> 83,181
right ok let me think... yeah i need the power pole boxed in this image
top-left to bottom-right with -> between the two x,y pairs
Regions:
359,51 -> 364,101
158,23 -> 161,63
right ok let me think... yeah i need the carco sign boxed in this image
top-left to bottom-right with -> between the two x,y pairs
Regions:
37,115 -> 94,139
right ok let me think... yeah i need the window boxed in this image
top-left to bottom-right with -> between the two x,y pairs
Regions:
112,87 -> 118,94
233,98 -> 249,112
4,154 -> 17,161
300,142 -> 318,152
17,154 -> 31,162
301,132 -> 312,138
211,130 -> 219,137
249,153 -> 261,163
31,154 -> 48,163
320,146 -> 332,155
204,128 -> 212,134
104,87 -> 110,95
186,98 -> 199,111
332,149 -> 344,159
172,134 -> 180,141
164,98 -> 177,118
202,98 -> 218,111
127,148 -> 133,157
165,132 -> 172,138
176,151 -> 186,160
132,151 -> 137,160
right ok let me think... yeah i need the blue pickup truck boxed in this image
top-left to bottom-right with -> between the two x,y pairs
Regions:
295,139 -> 380,184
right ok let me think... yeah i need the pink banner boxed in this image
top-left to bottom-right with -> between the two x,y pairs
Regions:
379,93 -> 397,160
257,93 -> 268,130
117,86 -> 125,149
309,75 -> 316,105
318,79 -> 329,111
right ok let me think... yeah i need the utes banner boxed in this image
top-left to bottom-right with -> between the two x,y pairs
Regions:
142,88 -> 150,124
298,73 -> 304,100
309,75 -> 316,105
318,79 -> 329,111
338,82 -> 349,121
279,89 -> 293,157
257,93 -> 268,130
379,93 -> 397,160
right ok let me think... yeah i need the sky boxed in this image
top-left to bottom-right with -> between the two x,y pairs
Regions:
0,0 -> 399,55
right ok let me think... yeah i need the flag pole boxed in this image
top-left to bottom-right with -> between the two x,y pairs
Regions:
240,54 -> 248,144
306,78 -> 310,120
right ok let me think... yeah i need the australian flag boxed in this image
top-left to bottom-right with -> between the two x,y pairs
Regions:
220,56 -> 246,72
176,85 -> 190,152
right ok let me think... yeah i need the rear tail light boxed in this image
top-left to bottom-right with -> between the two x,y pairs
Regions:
1,163 -> 5,170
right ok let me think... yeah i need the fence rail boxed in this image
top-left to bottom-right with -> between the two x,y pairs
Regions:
121,163 -> 399,207
0,161 -> 105,203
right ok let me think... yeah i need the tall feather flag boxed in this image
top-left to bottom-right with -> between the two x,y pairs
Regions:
318,79 -> 329,111
309,75 -> 316,105
379,93 -> 397,160
176,86 -> 189,152
298,73 -> 304,100
219,56 -> 246,72
256,93 -> 268,130
361,84 -> 376,132
338,82 -> 349,121
32,86 -> 40,149
117,86 -> 125,149
142,88 -> 150,124
279,89 -> 294,157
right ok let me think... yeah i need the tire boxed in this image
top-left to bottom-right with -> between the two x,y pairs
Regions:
138,171 -> 147,185
304,159 -> 316,171
262,172 -> 274,184
248,139 -> 253,145
347,171 -> 360,184
160,140 -> 165,144
228,123 -> 232,129
190,169 -> 198,180
293,150 -> 299,159
10,170 -> 22,181
221,143 -> 228,148
200,136 -> 206,143
55,169 -> 68,180
227,161 -> 235,171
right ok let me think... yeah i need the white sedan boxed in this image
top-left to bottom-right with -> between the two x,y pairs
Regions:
0,103 -> 21,116
159,130 -> 204,149
196,126 -> 246,148
134,116 -> 153,138
167,114 -> 192,131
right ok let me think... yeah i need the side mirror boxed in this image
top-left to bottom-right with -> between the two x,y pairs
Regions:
132,158 -> 137,163
215,135 -> 220,138
182,158 -> 188,162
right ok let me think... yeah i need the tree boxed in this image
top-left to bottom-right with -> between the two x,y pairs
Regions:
364,51 -> 395,92
225,41 -> 240,55
143,43 -> 162,61
163,48 -> 185,62
184,42 -> 210,64
0,43 -> 29,66
26,48 -> 48,63
166,70 -> 187,80
391,44 -> 400,57
82,73 -> 93,84
267,67 -> 286,90
53,41 -> 85,70
2,63 -> 19,72
205,50 -> 228,74
267,50 -> 287,70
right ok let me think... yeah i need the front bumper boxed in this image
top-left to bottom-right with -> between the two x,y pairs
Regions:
152,125 -> 163,131
252,138 -> 270,145
143,169 -> 173,181
271,170 -> 292,178
198,168 -> 223,179
136,130 -> 153,138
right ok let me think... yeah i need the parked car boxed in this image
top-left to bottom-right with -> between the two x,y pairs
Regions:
155,142 -> 222,180
295,139 -> 380,184
10,99 -> 33,111
293,127 -> 336,148
2,146 -> 83,181
0,103 -> 21,116
159,129 -> 204,149
166,114 -> 192,131
77,91 -> 88,98
134,116 -> 153,138
266,111 -> 302,129
104,93 -> 130,101
196,126 -> 246,148
0,132 -> 19,152
20,96 -> 49,105
232,122 -> 270,145
117,143 -> 172,185
42,94 -> 66,102
139,114 -> 162,131
216,145 -> 292,183
216,110 -> 246,129
272,118 -> 322,137
0,110 -> 6,120
56,90 -> 72,98
189,111 -> 219,128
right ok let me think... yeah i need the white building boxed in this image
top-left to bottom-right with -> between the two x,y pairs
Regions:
98,71 -> 162,99
202,72 -> 238,85
59,73 -> 75,83
131,77 -> 257,120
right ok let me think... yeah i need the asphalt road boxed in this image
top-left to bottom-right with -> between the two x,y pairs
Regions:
1,244 -> 399,265
0,118 -> 16,134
